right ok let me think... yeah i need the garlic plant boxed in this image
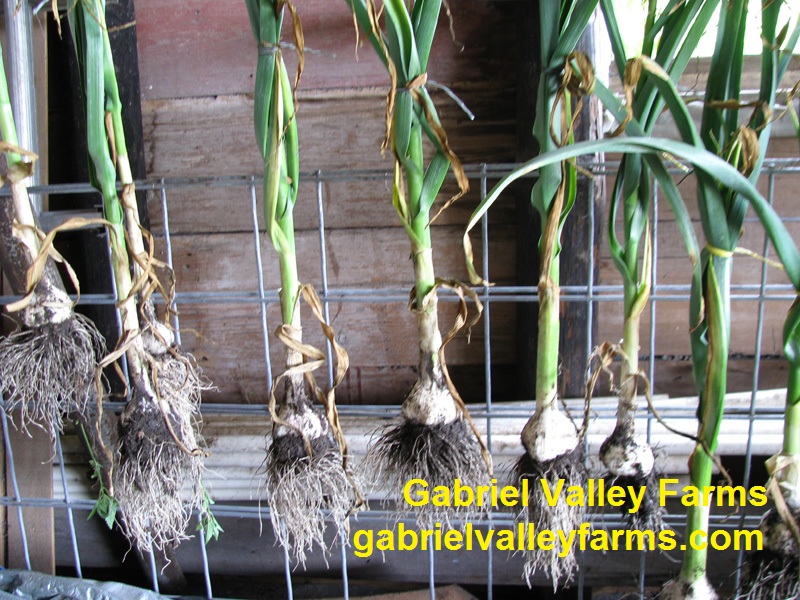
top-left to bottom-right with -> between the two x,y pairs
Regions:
597,0 -> 721,533
346,0 -> 490,529
0,37 -> 103,440
68,0 -> 216,552
247,0 -> 359,565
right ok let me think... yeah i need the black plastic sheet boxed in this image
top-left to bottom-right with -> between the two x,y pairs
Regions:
0,570 -> 167,600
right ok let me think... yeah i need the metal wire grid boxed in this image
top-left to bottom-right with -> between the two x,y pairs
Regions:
0,159 -> 799,599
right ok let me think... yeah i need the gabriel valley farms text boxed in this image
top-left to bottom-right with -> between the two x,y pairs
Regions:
403,478 -> 768,512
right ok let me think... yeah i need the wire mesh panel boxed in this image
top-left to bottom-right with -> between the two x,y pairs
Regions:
0,159 -> 798,598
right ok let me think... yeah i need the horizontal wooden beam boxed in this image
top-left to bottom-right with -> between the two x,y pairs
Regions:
55,389 -> 788,503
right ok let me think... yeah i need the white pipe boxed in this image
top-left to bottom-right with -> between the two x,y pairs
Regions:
4,0 -> 41,211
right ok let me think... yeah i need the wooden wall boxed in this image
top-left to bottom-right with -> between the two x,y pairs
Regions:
133,1 -> 800,405
137,0 -> 520,404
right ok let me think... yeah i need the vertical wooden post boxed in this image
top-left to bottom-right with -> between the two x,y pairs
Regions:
5,426 -> 55,573
559,20 -> 605,398
515,6 -> 604,400
514,0 -> 540,401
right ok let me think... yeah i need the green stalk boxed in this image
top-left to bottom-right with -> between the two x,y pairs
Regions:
536,259 -> 560,410
532,71 -> 562,414
274,60 -> 301,328
757,7 -> 800,503
785,367 -> 800,457
278,245 -> 300,327
407,121 -> 432,301
617,307 -> 642,425
248,0 -> 301,331
345,0 -> 464,367
0,45 -> 21,168
596,4 -> 717,498
67,0 -> 144,526
529,1 -> 597,413
404,115 -> 442,362
100,23 -> 149,282
68,0 -> 139,345
778,300 -> 800,499
682,257 -> 730,585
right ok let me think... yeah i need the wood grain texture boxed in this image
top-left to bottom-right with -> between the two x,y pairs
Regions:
170,299 -> 515,404
5,426 -> 54,573
141,89 -> 516,177
161,224 -> 515,291
146,170 -> 517,235
135,0 -> 516,100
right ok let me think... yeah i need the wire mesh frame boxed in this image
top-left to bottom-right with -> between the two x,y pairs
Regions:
0,159 -> 799,599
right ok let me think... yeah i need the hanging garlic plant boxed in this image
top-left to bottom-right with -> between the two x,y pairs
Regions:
594,0 -> 722,533
461,0 -> 600,587
246,0 -> 360,565
738,299 -> 800,599
726,2 -> 800,598
67,0 -> 218,551
500,1 -> 597,587
345,0 -> 490,529
0,40 -> 104,440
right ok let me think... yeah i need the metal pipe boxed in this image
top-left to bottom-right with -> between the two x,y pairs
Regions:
3,0 -> 40,212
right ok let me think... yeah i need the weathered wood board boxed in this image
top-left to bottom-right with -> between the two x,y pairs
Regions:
5,426 -> 54,574
54,390 -> 790,503
146,172 -> 516,235
141,89 -> 516,177
135,0 -> 516,99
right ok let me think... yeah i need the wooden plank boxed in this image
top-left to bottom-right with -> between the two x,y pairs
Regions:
157,224 -> 516,402
135,0 -> 516,100
160,225 -> 517,292
5,426 -> 54,573
169,301 -> 516,404
172,283 -> 789,402
155,226 -> 792,403
141,88 -> 516,178
54,390 -> 788,503
650,357 -> 789,398
154,179 -> 800,291
594,281 -> 792,356
146,173 -> 517,235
